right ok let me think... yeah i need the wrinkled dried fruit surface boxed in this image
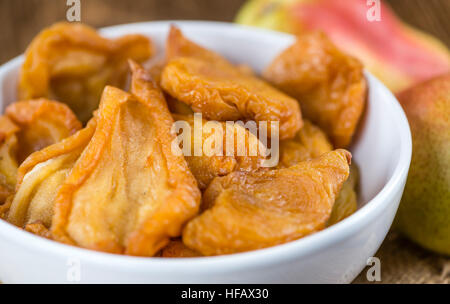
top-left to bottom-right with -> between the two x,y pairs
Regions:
161,239 -> 201,258
161,26 -> 302,140
0,117 -> 19,206
51,62 -> 201,256
6,118 -> 96,230
9,156 -> 77,229
264,32 -> 366,147
0,99 -> 81,209
278,121 -> 358,225
172,113 -> 265,189
18,22 -> 153,123
147,58 -> 195,115
183,149 -> 351,255
6,99 -> 82,163
147,58 -> 166,84
327,163 -> 358,226
278,119 -> 332,167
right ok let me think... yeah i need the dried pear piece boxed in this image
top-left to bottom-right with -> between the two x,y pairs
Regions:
147,58 -> 194,115
6,99 -> 82,163
7,119 -> 96,230
161,26 -> 302,140
327,164 -> 359,226
183,149 -> 351,255
146,57 -> 195,115
166,26 -> 256,76
0,99 -> 81,210
18,22 -> 153,123
277,121 -> 358,225
51,63 -> 201,256
264,32 -> 366,147
165,26 -> 230,65
0,117 -> 20,207
147,58 -> 166,84
9,155 -> 78,228
278,120 -> 333,168
172,113 -> 265,189
161,239 -> 201,258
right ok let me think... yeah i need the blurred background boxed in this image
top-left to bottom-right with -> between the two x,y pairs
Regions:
0,0 -> 449,63
0,0 -> 448,284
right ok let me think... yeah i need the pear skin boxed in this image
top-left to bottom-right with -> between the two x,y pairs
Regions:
395,74 -> 450,255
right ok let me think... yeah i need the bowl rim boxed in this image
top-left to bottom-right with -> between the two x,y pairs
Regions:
0,20 -> 412,273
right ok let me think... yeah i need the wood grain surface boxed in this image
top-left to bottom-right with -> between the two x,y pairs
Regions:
0,0 -> 448,284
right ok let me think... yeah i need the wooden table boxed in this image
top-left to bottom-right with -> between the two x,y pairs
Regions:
0,0 -> 449,284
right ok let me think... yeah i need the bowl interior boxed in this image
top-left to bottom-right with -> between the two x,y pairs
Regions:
0,22 -> 410,265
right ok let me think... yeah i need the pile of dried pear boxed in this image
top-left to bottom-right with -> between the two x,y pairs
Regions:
0,23 -> 366,257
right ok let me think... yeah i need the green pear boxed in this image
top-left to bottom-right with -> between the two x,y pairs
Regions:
395,74 -> 450,255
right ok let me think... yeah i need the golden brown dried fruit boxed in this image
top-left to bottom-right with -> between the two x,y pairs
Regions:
147,57 -> 194,115
6,99 -> 82,163
327,164 -> 359,226
0,117 -> 20,210
0,99 -> 81,210
161,239 -> 201,258
161,26 -> 302,140
264,32 -> 366,147
7,118 -> 96,230
9,155 -> 79,228
183,149 -> 351,255
172,113 -> 265,189
147,58 -> 166,84
165,26 -> 229,64
18,22 -> 153,123
278,119 -> 333,168
277,121 -> 358,226
50,62 -> 201,256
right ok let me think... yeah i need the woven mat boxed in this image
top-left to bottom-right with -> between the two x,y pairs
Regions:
353,231 -> 450,284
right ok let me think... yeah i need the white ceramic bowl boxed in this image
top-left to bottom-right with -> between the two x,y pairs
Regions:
0,21 -> 411,284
